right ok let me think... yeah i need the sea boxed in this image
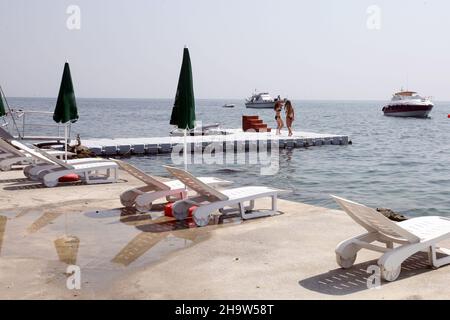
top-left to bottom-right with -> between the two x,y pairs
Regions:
5,97 -> 450,217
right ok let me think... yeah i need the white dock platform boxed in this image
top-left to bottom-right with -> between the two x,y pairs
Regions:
82,129 -> 350,156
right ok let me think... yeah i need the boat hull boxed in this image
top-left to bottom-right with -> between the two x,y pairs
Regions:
245,102 -> 275,109
382,104 -> 433,118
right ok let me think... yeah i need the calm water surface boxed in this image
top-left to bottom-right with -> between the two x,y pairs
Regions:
6,97 -> 450,217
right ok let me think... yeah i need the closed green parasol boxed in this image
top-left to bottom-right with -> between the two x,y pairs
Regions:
53,62 -> 78,161
170,47 -> 196,130
170,48 -> 196,172
53,62 -> 78,124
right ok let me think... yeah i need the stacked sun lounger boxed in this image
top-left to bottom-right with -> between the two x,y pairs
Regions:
112,159 -> 232,212
111,160 -> 290,227
13,141 -> 118,187
0,127 -> 77,170
165,165 -> 290,227
0,127 -> 118,187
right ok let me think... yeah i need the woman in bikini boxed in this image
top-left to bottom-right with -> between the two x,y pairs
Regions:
285,100 -> 295,136
274,100 -> 284,135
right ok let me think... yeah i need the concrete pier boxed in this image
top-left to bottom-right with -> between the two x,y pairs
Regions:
81,129 -> 350,156
0,169 -> 448,300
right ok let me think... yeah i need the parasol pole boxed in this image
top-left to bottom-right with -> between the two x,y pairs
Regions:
184,126 -> 188,172
64,122 -> 68,162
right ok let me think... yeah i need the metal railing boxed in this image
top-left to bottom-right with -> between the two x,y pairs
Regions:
6,109 -> 70,141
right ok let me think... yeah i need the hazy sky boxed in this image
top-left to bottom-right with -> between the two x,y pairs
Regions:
1,0 -> 449,100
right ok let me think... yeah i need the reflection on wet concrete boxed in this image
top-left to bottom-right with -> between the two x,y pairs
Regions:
112,232 -> 166,266
66,205 -> 239,270
0,202 -> 244,297
15,208 -> 42,219
119,207 -> 157,226
54,235 -> 80,265
112,211 -> 199,266
0,216 -> 6,255
27,211 -> 64,234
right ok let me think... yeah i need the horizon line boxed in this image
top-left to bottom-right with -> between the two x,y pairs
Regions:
5,96 -> 450,104
4,96 -> 411,102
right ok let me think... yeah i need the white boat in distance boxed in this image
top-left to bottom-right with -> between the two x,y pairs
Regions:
222,103 -> 235,108
245,92 -> 275,109
382,90 -> 433,118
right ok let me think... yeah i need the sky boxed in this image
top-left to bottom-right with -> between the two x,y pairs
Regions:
1,0 -> 450,100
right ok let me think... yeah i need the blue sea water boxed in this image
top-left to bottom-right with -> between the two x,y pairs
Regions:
5,97 -> 450,217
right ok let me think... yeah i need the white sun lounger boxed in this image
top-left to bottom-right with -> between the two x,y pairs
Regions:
0,138 -> 72,171
332,195 -> 450,282
21,144 -> 107,180
23,156 -> 111,180
164,165 -> 290,227
10,140 -> 118,187
0,128 -> 38,170
0,137 -> 102,178
0,138 -> 34,169
0,138 -> 22,158
112,159 -> 232,212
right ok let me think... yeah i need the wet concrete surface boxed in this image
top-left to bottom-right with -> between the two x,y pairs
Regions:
0,168 -> 449,299
0,169 -> 252,298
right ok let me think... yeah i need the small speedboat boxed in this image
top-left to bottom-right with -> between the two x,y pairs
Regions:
245,92 -> 275,109
222,104 -> 235,108
382,90 -> 433,118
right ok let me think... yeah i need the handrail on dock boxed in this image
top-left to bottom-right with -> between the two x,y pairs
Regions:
7,109 -> 70,142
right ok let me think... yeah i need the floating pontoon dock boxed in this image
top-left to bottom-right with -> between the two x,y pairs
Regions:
82,129 -> 350,156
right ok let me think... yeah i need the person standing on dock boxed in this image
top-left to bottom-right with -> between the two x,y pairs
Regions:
274,99 -> 284,135
285,100 -> 295,136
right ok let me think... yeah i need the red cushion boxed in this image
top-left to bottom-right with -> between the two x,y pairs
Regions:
164,203 -> 174,217
58,174 -> 80,182
188,206 -> 198,217
164,203 -> 198,218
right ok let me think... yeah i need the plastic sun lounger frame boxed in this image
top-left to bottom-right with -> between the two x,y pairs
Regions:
112,159 -> 232,212
164,165 -> 291,227
0,138 -> 35,170
10,140 -> 118,187
0,137 -> 95,178
0,138 -> 75,171
22,148 -> 108,180
23,156 -> 110,181
332,195 -> 450,282
0,128 -> 37,170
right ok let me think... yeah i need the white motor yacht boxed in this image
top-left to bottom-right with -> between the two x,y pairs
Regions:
245,92 -> 275,109
382,90 -> 433,118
